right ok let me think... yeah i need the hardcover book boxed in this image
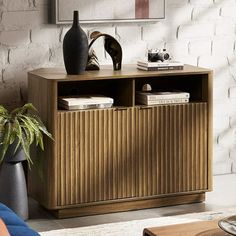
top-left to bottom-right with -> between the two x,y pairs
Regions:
137,60 -> 184,67
137,60 -> 184,71
58,95 -> 114,110
137,65 -> 184,71
137,97 -> 189,105
136,91 -> 190,101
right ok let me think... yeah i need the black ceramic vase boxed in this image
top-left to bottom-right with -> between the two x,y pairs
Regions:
0,142 -> 28,220
63,11 -> 88,75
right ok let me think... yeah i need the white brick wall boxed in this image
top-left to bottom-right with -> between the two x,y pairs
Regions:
1,0 -> 236,175
178,23 -> 215,39
0,30 -> 30,46
1,11 -> 41,30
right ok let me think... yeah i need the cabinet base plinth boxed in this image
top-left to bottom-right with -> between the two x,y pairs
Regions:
51,193 -> 205,218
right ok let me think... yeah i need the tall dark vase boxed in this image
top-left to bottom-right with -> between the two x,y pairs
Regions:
63,11 -> 88,75
0,143 -> 28,220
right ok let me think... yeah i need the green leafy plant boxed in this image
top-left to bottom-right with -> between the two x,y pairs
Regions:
0,103 -> 53,165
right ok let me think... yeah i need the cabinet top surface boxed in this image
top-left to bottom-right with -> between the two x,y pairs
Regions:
29,64 -> 212,81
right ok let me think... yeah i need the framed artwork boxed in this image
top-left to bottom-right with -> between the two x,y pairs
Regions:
51,0 -> 165,24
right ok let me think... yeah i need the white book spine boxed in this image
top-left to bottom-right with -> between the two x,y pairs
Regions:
137,65 -> 184,71
137,61 -> 184,67
137,98 -> 189,105
136,93 -> 190,101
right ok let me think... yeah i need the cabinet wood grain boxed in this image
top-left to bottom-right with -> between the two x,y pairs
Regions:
28,64 -> 213,218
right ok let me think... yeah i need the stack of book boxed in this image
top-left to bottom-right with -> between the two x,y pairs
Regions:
137,60 -> 184,71
58,95 -> 114,110
136,91 -> 190,105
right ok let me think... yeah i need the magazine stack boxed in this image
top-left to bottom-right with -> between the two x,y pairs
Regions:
137,60 -> 184,71
58,95 -> 114,110
136,91 -> 190,105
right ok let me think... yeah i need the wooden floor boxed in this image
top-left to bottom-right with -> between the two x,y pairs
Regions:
27,174 -> 236,232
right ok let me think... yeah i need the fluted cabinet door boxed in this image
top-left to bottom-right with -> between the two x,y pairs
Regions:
135,103 -> 208,197
57,108 -> 136,206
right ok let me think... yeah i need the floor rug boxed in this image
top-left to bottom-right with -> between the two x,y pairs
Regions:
39,209 -> 236,236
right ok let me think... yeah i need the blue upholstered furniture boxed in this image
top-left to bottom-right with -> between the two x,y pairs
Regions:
0,203 -> 39,236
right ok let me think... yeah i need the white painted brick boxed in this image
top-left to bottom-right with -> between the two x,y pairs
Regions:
0,81 -> 21,105
37,4 -> 49,24
9,45 -> 49,66
228,54 -> 236,67
212,36 -> 234,56
232,160 -> 236,173
215,19 -> 235,36
214,131 -> 220,147
3,0 -> 31,11
221,4 -> 236,19
19,80 -> 28,103
166,0 -> 189,6
217,128 -> 236,148
213,115 -> 229,133
230,149 -> 236,173
165,5 -> 193,26
189,39 -> 211,56
0,46 -> 8,66
214,0 -> 235,5
213,160 -> 232,175
178,23 -> 215,39
122,41 -> 147,64
213,87 -> 228,103
34,0 -> 47,6
230,116 -> 236,129
31,27 -> 60,44
229,66 -> 236,82
116,25 -> 141,44
229,86 -> 236,98
213,78 -> 230,101
0,30 -> 30,47
143,22 -> 171,41
227,99 -> 236,117
2,66 -> 28,83
213,98 -> 231,117
214,147 -> 230,163
165,40 -> 189,58
2,65 -> 29,102
1,11 -> 41,30
190,0 -> 213,5
174,55 -> 198,66
230,148 -> 236,161
227,54 -> 236,82
146,41 -> 165,52
49,43 -> 64,66
192,7 -> 220,21
198,55 -> 229,76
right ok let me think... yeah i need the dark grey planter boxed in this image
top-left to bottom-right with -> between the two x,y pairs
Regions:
0,143 -> 28,220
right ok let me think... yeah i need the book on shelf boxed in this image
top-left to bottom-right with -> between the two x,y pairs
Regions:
58,94 -> 114,110
59,102 -> 113,110
137,60 -> 184,71
137,65 -> 184,71
136,91 -> 190,101
137,60 -> 184,67
137,98 -> 189,105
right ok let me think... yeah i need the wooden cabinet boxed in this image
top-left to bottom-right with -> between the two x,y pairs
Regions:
28,64 -> 213,218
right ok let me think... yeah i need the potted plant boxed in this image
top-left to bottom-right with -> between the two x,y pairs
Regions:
0,103 -> 53,220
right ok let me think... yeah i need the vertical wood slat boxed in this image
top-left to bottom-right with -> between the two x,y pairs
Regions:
136,103 -> 208,197
57,108 -> 135,206
57,103 -> 208,206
